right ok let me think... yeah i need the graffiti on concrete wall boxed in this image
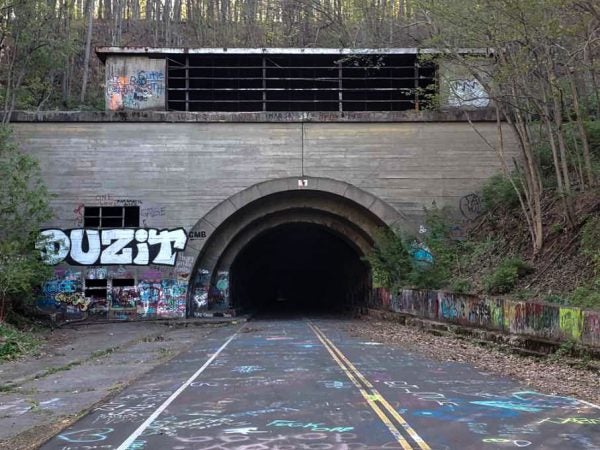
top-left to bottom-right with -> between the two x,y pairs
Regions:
191,269 -> 233,317
37,228 -> 188,266
38,271 -> 86,319
175,255 -> 194,279
410,241 -> 434,266
158,280 -> 187,317
447,79 -> 490,108
138,281 -> 161,317
215,272 -> 230,306
193,269 -> 210,312
379,288 -> 600,347
107,70 -> 165,111
109,286 -> 138,320
459,193 -> 483,220
38,272 -> 187,321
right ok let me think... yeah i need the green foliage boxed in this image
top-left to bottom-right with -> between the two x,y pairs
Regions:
481,174 -> 520,212
364,205 -> 462,291
483,257 -> 533,295
0,126 -> 53,321
407,204 -> 457,289
0,324 -> 39,361
535,143 -> 560,189
363,228 -> 412,290
449,278 -> 471,294
543,294 -> 570,306
569,285 -> 600,310
580,216 -> 600,275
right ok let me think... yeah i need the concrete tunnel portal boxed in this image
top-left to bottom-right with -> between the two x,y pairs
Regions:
186,177 -> 409,316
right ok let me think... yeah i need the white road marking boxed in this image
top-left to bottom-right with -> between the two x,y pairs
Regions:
224,427 -> 268,435
115,327 -> 243,450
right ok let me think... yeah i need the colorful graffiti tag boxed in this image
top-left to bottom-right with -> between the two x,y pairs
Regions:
107,70 -> 165,111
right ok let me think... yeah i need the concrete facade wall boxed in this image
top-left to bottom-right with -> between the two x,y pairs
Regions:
12,121 -> 519,320
13,121 -> 518,228
374,288 -> 600,348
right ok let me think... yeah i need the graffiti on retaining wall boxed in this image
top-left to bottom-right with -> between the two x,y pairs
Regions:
559,307 -> 583,341
380,288 -> 600,347
583,311 -> 600,347
107,70 -> 165,111
37,228 -> 188,266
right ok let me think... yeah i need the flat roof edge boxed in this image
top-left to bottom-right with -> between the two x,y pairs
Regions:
10,109 -> 498,123
95,47 -> 491,56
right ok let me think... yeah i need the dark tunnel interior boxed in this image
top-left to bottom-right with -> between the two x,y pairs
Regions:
229,223 -> 369,315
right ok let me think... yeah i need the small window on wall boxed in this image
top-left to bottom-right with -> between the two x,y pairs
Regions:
84,206 -> 139,228
85,279 -> 107,298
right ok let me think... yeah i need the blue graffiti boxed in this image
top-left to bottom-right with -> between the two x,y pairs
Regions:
469,401 -> 542,413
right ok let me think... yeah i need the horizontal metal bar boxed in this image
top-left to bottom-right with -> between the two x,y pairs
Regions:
167,99 -> 416,103
167,77 -> 434,81
168,65 -> 423,70
167,87 -> 417,91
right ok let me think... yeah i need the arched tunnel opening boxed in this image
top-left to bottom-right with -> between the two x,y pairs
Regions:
229,222 -> 370,315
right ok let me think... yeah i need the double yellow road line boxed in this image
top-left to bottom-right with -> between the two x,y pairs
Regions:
308,323 -> 431,450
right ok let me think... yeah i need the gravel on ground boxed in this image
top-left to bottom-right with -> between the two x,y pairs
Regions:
344,316 -> 600,405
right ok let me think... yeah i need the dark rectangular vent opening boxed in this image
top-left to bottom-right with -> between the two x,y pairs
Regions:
167,54 -> 436,112
112,278 -> 135,287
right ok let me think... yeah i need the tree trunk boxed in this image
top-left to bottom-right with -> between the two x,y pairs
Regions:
568,70 -> 594,188
80,0 -> 94,103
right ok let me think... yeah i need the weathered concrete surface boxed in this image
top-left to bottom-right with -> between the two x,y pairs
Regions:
12,121 -> 518,229
0,320 -> 241,449
10,108 -> 498,123
37,319 -> 600,450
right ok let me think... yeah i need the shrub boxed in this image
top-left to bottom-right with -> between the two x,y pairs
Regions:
481,173 -> 521,212
569,286 -> 600,310
580,216 -> 600,275
0,324 -> 39,361
449,278 -> 472,294
363,228 -> 412,290
484,257 -> 533,294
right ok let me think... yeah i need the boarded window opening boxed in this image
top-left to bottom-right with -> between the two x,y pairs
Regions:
112,278 -> 135,287
84,206 -> 140,228
85,279 -> 108,298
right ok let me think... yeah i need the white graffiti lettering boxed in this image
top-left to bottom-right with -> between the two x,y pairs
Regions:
37,228 -> 188,266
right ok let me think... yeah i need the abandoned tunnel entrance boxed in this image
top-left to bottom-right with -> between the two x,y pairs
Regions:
186,177 -> 410,318
230,223 -> 369,314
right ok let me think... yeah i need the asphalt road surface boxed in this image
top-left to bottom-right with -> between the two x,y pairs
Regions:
42,318 -> 600,450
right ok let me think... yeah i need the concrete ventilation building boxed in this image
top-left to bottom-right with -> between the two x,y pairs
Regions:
11,47 -> 516,321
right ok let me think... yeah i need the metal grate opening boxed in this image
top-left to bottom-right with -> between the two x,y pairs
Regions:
167,53 -> 436,112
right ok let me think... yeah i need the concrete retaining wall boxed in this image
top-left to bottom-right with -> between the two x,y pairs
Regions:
373,288 -> 600,348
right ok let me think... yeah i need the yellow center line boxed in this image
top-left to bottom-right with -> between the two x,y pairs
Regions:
309,323 -> 414,450
309,323 -> 432,450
